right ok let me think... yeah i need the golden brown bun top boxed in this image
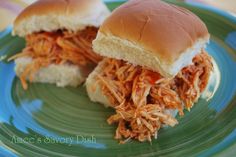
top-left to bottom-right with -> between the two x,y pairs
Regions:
13,0 -> 110,36
99,0 -> 209,63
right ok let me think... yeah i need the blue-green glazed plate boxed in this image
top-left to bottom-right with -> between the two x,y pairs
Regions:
0,1 -> 235,157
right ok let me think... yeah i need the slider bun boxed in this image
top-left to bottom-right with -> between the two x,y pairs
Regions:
13,0 -> 110,37
86,60 -> 111,107
15,57 -> 85,87
93,0 -> 209,77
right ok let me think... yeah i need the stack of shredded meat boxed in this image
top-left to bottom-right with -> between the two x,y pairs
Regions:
9,27 -> 102,89
96,51 -> 213,143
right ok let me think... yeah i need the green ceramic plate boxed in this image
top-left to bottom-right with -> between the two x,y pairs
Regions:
0,1 -> 236,157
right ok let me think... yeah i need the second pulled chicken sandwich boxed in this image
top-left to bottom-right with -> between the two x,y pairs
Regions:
10,0 -> 110,89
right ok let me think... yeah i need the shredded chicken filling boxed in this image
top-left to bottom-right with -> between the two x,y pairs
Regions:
9,27 -> 102,89
96,51 -> 213,143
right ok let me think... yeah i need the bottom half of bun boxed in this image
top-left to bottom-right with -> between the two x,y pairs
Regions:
15,57 -> 86,87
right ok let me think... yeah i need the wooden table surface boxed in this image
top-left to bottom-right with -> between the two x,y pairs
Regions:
0,0 -> 236,31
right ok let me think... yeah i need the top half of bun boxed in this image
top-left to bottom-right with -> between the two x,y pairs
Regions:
13,0 -> 110,37
93,0 -> 210,78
